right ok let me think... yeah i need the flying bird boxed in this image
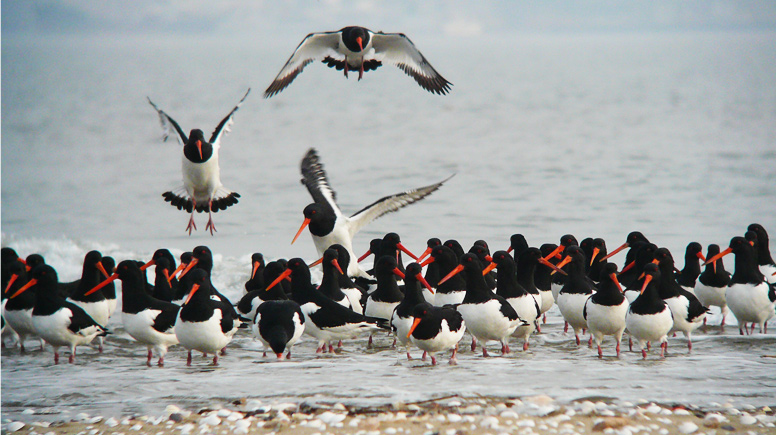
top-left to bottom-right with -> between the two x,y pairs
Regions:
147,89 -> 250,235
264,26 -> 452,97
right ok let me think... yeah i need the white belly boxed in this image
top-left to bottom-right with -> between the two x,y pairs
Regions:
506,296 -> 538,340
390,312 -> 413,348
432,291 -> 465,307
665,296 -> 703,335
410,319 -> 466,354
67,299 -> 110,326
33,309 -> 100,349
538,290 -> 553,314
694,283 -> 727,308
175,311 -> 232,353
726,282 -> 776,325
584,300 -> 628,338
3,308 -> 36,338
626,308 -> 674,344
182,156 -> 221,203
557,293 -> 591,332
364,299 -> 399,321
123,311 -> 178,351
457,299 -> 518,343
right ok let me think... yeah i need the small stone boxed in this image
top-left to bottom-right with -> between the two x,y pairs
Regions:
200,415 -> 221,426
165,405 -> 181,415
333,403 -> 347,411
674,409 -> 691,416
216,409 -> 231,418
384,428 -> 397,435
720,425 -> 736,431
105,418 -> 119,427
740,415 -> 757,425
480,416 -> 500,429
169,413 -> 184,423
592,417 -> 631,431
179,423 -> 195,434
7,422 -> 25,432
73,413 -> 90,422
448,414 -> 462,423
130,424 -> 143,431
500,410 -> 518,419
22,409 -> 35,415
319,412 -> 346,425
677,422 -> 698,434
645,405 -> 662,414
88,416 -> 103,424
517,419 -> 535,427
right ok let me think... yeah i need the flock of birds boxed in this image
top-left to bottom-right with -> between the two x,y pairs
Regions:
3,27 -> 775,368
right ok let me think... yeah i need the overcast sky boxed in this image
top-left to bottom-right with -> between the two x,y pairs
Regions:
3,0 -> 776,41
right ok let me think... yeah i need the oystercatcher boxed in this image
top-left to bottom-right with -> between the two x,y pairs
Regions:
625,263 -> 674,359
176,269 -> 239,365
535,244 -> 560,320
12,265 -> 108,364
469,241 -> 496,290
244,253 -> 266,294
66,250 -> 111,352
264,26 -> 452,97
421,245 -> 466,306
148,89 -> 249,235
3,261 -> 43,352
253,300 -> 305,360
364,256 -> 405,346
705,236 -> 775,334
407,302 -> 465,365
151,257 -> 175,303
439,253 -> 526,356
99,256 -> 118,317
329,244 -> 367,312
317,248 -> 356,309
390,262 -> 433,360
266,258 -> 387,353
556,246 -> 596,345
491,251 -> 540,351
517,247 -> 556,327
583,263 -> 628,357
676,242 -> 705,295
694,244 -> 731,327
292,148 -> 451,278
747,224 -> 776,284
621,243 -> 658,303
548,234 -> 579,302
236,260 -> 290,321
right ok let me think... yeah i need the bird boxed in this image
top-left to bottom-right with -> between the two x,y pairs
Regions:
99,261 -> 179,367
390,262 -> 433,360
548,234 -> 580,302
621,243 -> 659,303
625,263 -> 674,359
236,260 -> 291,322
587,238 -> 609,284
600,231 -> 651,265
653,247 -> 708,351
3,261 -> 43,352
676,242 -> 705,295
705,236 -> 775,335
507,234 -> 530,262
244,253 -> 266,294
170,252 -> 194,304
66,250 -> 112,352
491,250 -> 540,351
316,248 -> 358,310
556,246 -> 596,345
98,256 -> 118,317
364,256 -> 406,347
583,263 -> 628,358
535,244 -> 560,322
694,244 -> 731,327
151,257 -> 175,303
517,247 -> 556,329
175,269 -> 239,365
328,244 -> 368,312
469,241 -> 496,290
11,265 -> 108,364
2,248 -> 25,291
264,26 -> 452,97
292,147 -> 452,278
407,302 -> 465,365
266,258 -> 387,353
148,89 -> 249,235
439,253 -> 526,356
420,244 -> 466,307
747,224 -> 776,284
252,300 -> 305,360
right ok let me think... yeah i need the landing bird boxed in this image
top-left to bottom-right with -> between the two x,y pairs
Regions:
292,148 -> 452,278
148,89 -> 249,235
264,26 -> 452,97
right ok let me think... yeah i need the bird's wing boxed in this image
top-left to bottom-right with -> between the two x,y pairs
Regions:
147,98 -> 188,145
370,32 -> 452,95
347,174 -> 454,237
209,88 -> 251,149
264,32 -> 342,98
300,148 -> 341,217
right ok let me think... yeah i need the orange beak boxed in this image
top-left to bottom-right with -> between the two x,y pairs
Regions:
291,218 -> 311,245
183,283 -> 200,305
695,251 -> 707,263
84,273 -> 119,296
4,274 -> 19,295
332,259 -> 344,276
590,248 -> 601,266
600,242 -> 628,262
96,261 -> 111,279
178,258 -> 200,279
309,257 -> 323,268
10,278 -> 37,299
543,245 -> 565,262
169,262 -> 187,283
407,317 -> 422,338
251,261 -> 262,280
610,272 -> 623,292
357,248 -> 372,263
196,140 -> 203,160
506,246 -> 514,254
482,262 -> 497,275
392,267 -> 406,280
419,256 -> 435,268
703,247 -> 732,266
438,264 -> 464,285
139,259 -> 155,271
640,274 -> 653,294
418,247 -> 433,262
417,273 -> 434,294
266,269 -> 293,291
539,257 -> 567,275
397,243 -> 419,261
551,255 -> 572,276
356,36 -> 363,51
620,260 -> 636,274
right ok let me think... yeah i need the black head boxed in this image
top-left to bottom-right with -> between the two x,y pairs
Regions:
7,261 -> 27,280
540,243 -> 559,259
263,260 -> 288,283
626,231 -> 649,244
2,248 -> 20,264
180,251 -> 193,264
685,242 -> 703,257
642,262 -> 660,280
404,262 -> 423,278
564,245 -> 586,265
747,223 -> 769,242
192,246 -> 214,271
251,253 -> 265,267
636,243 -> 658,263
745,230 -> 758,247
115,260 -> 142,280
601,262 -> 619,277
375,255 -> 399,275
152,249 -> 176,268
323,248 -> 339,268
509,234 -> 529,253
183,129 -> 212,163
154,257 -> 171,273
706,244 -> 721,258
460,253 -> 484,272
286,258 -> 310,276
443,240 -> 465,259
654,247 -> 675,269
468,242 -> 490,260
560,234 -> 578,247
729,236 -> 755,254
427,238 -> 442,249
188,268 -> 210,287
382,232 -> 402,246
25,254 -> 46,270
83,250 -> 104,268
580,237 -> 594,252
519,247 -> 543,266
491,250 -> 513,267
30,264 -> 59,289
330,244 -> 351,270
430,245 -> 457,264
411,302 -> 433,319
340,26 -> 370,52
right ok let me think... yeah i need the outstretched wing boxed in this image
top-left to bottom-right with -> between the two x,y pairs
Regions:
347,174 -> 454,237
264,32 -> 342,98
210,88 -> 251,149
370,32 -> 452,95
300,148 -> 341,217
148,97 -> 188,145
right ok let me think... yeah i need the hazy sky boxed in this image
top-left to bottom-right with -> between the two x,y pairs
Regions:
3,0 -> 776,41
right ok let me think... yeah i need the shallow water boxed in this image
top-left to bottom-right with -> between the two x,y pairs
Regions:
3,31 -> 776,420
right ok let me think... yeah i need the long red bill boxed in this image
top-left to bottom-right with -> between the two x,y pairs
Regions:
332,259 -> 344,275
610,273 -> 623,292
703,247 -> 732,266
357,249 -> 372,263
178,258 -> 200,279
600,242 -> 628,262
695,251 -> 707,263
482,262 -> 497,275
640,274 -> 653,294
196,140 -> 203,160
418,247 -> 433,262
291,218 -> 311,245
251,261 -> 262,280
139,259 -> 155,272
183,283 -> 200,305
539,257 -> 568,276
397,243 -> 419,261
11,278 -> 37,299
438,264 -> 464,285
309,257 -> 323,268
4,274 -> 19,294
543,245 -> 564,262
551,256 -> 572,275
590,248 -> 600,266
392,267 -> 406,280
506,246 -> 514,254
84,273 -> 119,296
417,274 -> 434,294
620,260 -> 636,274
407,317 -> 422,338
169,262 -> 187,283
96,261 -> 111,279
266,269 -> 292,291
419,256 -> 435,268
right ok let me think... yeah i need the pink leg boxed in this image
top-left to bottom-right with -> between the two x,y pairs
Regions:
687,337 -> 692,351
368,335 -> 373,348
316,345 -> 324,354
328,344 -> 334,354
54,351 -> 60,365
523,341 -> 529,351
588,335 -> 593,348
276,353 -> 284,360
186,205 -> 197,235
629,336 -> 633,351
69,353 -> 75,364
338,340 -> 343,348
501,342 -> 510,355
647,341 -> 651,351
187,350 -> 192,366
158,356 -> 165,367
471,337 -> 477,352
482,347 -> 490,357
212,354 -> 219,365
286,351 -> 292,359
406,351 -> 412,360
660,342 -> 667,358
262,351 -> 267,357
220,347 -> 227,356
536,323 -> 542,333
392,337 -> 397,347
543,314 -> 547,324
642,349 -> 647,359
205,203 -> 217,236
147,349 -> 153,367
598,345 -> 603,358
564,322 -> 569,333
430,355 -> 437,365
421,351 -> 427,361
616,340 -> 621,357
575,334 -> 581,346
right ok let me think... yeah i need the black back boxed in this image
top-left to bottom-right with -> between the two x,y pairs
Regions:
68,251 -> 107,303
459,253 -> 519,321
559,246 -> 595,296
698,244 -> 731,288
318,248 -> 348,302
116,261 -> 179,333
256,300 -> 304,354
179,269 -> 234,334
429,245 -> 466,294
515,247 -> 543,296
394,263 -> 428,319
590,263 -> 625,307
371,256 -> 404,304
629,263 -> 668,315
748,223 -> 775,266
244,253 -> 266,293
676,242 -> 703,288
409,302 -> 464,340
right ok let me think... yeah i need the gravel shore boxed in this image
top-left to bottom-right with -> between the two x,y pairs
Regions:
4,395 -> 774,435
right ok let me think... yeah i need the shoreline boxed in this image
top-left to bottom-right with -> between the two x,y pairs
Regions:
4,395 -> 775,435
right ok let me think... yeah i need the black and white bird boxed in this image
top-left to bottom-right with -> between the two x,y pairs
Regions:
583,263 -> 628,358
96,261 -> 180,366
3,261 -> 43,352
676,242 -> 705,295
244,253 -> 266,295
420,244 -> 466,307
625,263 -> 674,359
175,269 -> 240,366
556,246 -> 596,345
491,250 -> 540,351
390,262 -> 433,360
252,300 -> 305,360
654,248 -> 708,351
236,260 -> 291,321
264,26 -> 452,97
316,247 -> 362,312
747,223 -> 776,284
99,256 -> 118,317
439,253 -> 527,356
705,236 -> 775,335
694,244 -> 731,327
407,302 -> 465,365
66,250 -> 112,352
292,148 -> 452,278
12,265 -> 108,364
148,89 -> 249,235
266,258 -> 387,353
